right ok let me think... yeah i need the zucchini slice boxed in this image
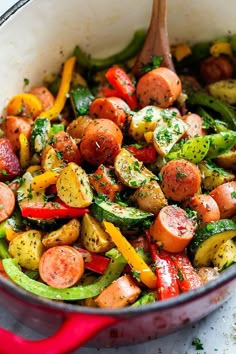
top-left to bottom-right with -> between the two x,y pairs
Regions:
90,199 -> 153,230
212,239 -> 236,271
188,219 -> 236,267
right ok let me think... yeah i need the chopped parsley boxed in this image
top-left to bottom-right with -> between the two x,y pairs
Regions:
192,337 -> 204,350
231,191 -> 236,198
24,78 -> 30,85
155,128 -> 173,143
131,270 -> 141,282
139,55 -> 163,73
176,168 -> 187,179
144,107 -> 154,122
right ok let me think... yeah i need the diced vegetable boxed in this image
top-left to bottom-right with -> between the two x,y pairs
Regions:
2,251 -> 127,300
56,162 -> 93,207
9,230 -> 44,270
70,86 -> 94,116
212,239 -> 236,271
114,148 -> 155,189
42,218 -> 80,248
103,221 -> 157,289
81,213 -> 114,253
129,106 -> 164,141
188,219 -> 236,267
91,199 -> 153,230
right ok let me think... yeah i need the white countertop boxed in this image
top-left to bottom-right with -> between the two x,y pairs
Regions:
0,1 -> 236,353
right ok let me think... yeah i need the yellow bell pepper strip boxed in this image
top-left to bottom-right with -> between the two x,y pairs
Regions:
26,165 -> 41,174
31,170 -> 59,192
103,221 -> 157,289
172,43 -> 192,62
19,133 -> 31,169
6,93 -> 43,118
38,56 -> 76,120
210,42 -> 232,57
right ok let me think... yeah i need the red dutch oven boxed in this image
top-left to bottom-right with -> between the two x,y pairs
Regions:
0,0 -> 236,353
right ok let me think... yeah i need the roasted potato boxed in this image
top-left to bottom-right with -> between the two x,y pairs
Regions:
133,180 -> 168,215
9,230 -> 44,270
114,148 -> 155,188
66,116 -> 92,140
214,150 -> 236,170
198,161 -> 235,191
41,145 -> 65,171
81,213 -> 114,253
208,79 -> 236,104
56,162 -> 93,207
42,218 -> 80,248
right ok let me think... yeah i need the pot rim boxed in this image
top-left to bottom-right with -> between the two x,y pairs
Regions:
0,0 -> 235,317
0,263 -> 235,316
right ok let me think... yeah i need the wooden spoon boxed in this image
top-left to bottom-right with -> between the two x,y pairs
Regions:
132,0 -> 175,76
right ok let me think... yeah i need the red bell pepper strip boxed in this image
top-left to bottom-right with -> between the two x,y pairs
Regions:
171,252 -> 203,292
102,87 -> 120,98
78,248 -> 110,274
21,201 -> 89,219
126,144 -> 157,164
145,229 -> 179,300
105,67 -> 139,110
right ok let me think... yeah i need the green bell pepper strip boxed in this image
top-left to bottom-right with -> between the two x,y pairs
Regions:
0,209 -> 23,239
70,86 -> 94,116
230,34 -> 236,56
131,292 -> 155,307
73,29 -> 146,70
197,107 -> 230,132
207,132 -> 236,158
187,92 -> 236,130
167,136 -> 210,163
167,131 -> 236,162
0,239 -> 10,259
190,41 -> 211,62
2,253 -> 127,300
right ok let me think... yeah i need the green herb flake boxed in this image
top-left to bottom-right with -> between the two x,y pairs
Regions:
139,55 -> 163,73
24,78 -> 30,85
192,337 -> 204,350
231,191 -> 236,199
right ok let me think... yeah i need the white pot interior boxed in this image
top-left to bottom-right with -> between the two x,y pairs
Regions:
0,0 -> 236,109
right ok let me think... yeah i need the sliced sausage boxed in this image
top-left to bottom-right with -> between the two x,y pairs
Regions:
150,205 -> 197,253
30,86 -> 55,111
160,159 -> 201,202
95,274 -> 141,308
185,194 -> 220,226
52,131 -> 83,165
80,118 -> 123,165
209,181 -> 236,218
0,182 -> 16,223
182,113 -> 206,139
200,56 -> 234,84
0,138 -> 21,181
2,115 -> 33,152
89,97 -> 130,129
39,246 -> 84,289
136,67 -> 182,108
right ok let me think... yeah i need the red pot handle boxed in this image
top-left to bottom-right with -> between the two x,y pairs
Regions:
0,313 -> 120,354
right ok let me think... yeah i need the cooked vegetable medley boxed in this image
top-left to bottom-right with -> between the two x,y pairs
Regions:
1,29 -> 236,309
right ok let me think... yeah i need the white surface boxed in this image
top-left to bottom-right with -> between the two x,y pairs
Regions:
0,1 -> 236,353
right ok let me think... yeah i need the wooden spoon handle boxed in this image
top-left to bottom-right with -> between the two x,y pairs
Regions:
133,0 -> 175,76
